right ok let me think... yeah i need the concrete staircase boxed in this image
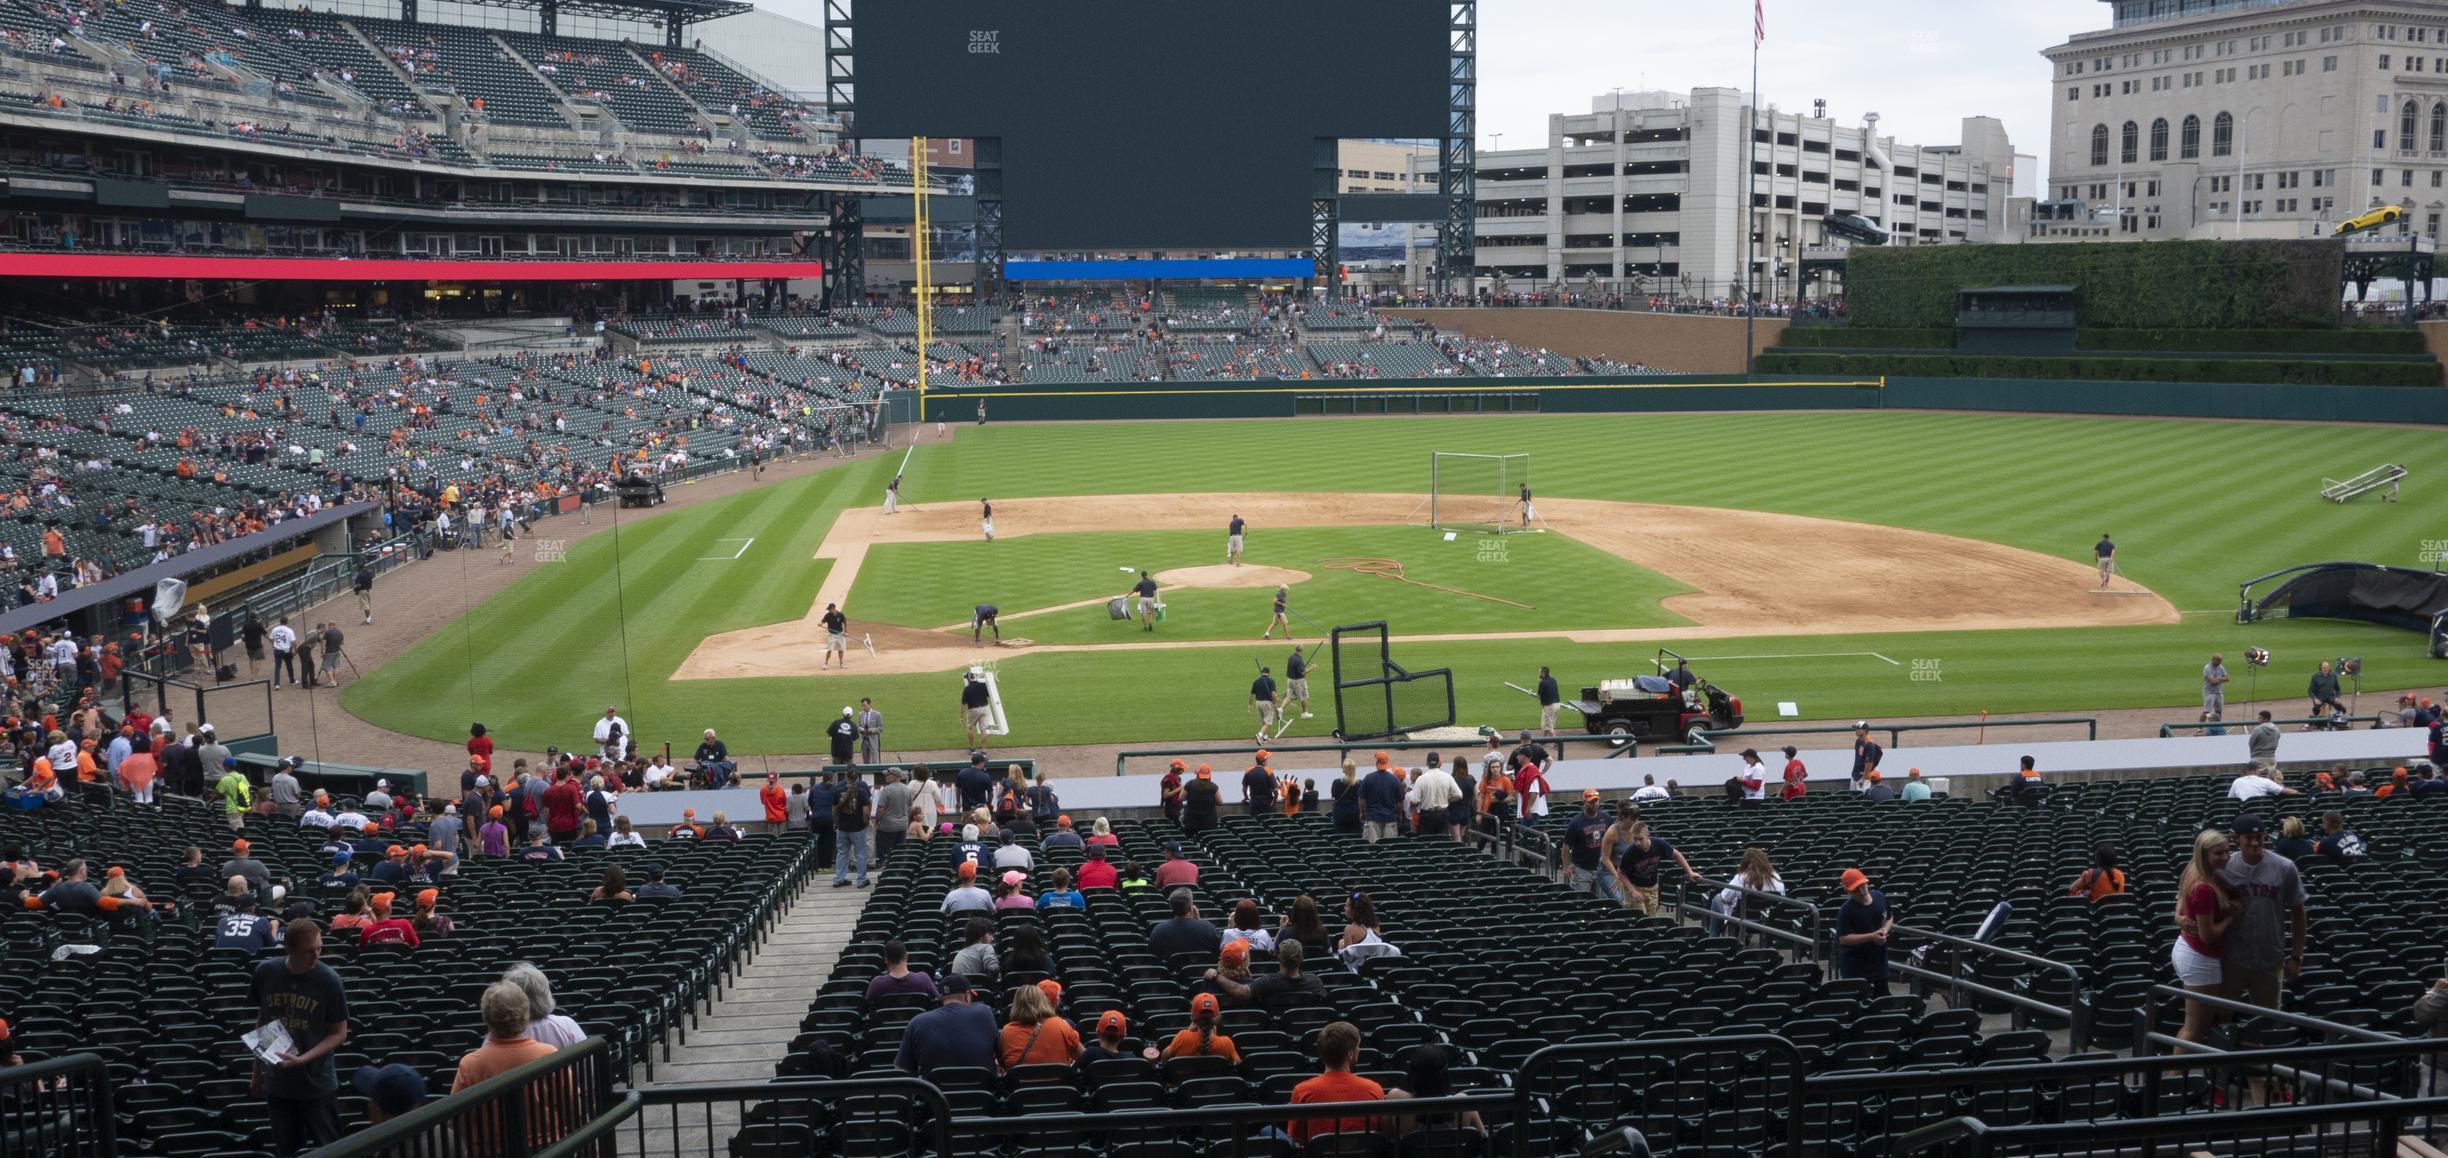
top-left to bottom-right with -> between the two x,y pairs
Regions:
623,870 -> 865,1153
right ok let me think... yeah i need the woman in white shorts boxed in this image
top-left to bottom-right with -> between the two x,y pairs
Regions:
2171,826 -> 2242,1045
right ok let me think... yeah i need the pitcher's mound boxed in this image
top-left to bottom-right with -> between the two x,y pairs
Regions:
1154,564 -> 1309,590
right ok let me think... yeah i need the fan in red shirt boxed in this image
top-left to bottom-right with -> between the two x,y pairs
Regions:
542,770 -> 585,844
1075,846 -> 1118,890
1780,746 -> 1808,801
467,723 -> 494,763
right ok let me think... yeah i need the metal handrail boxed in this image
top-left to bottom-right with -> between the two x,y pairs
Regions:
311,1036 -> 620,1158
1896,1096 -> 2448,1156
0,1051 -> 114,1158
1654,715 -> 2099,755
2156,715 -> 2386,737
1114,735 -> 1588,776
1519,1036 -> 1805,1154
1672,874 -> 1825,968
1887,921 -> 2091,1044
2138,983 -> 2404,1045
625,1075 -> 956,1156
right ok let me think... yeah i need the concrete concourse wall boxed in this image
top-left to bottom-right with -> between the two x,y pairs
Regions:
1398,307 -> 1789,375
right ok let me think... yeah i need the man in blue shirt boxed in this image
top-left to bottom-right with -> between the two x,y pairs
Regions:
893,975 -> 998,1076
1834,868 -> 1893,992
956,753 -> 996,814
808,772 -> 839,868
1358,753 -> 1406,843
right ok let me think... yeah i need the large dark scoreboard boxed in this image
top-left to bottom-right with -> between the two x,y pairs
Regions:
851,2 -> 1450,251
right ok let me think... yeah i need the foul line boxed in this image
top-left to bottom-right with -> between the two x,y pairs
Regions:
700,537 -> 754,561
1681,651 -> 1902,666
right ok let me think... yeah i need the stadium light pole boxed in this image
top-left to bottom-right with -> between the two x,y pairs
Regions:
1742,1 -> 1763,375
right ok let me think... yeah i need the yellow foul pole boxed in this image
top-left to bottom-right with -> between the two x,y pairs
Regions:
912,136 -> 931,409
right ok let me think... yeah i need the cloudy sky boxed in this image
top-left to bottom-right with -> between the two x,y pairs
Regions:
1478,0 -> 2100,172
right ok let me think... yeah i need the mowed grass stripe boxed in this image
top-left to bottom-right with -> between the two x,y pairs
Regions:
349,412 -> 2448,754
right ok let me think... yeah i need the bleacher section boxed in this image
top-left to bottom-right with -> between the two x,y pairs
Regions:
237,9 -> 433,116
353,17 -> 568,127
1016,339 -> 1161,384
501,33 -> 701,136
778,770 -> 2447,1155
0,791 -> 811,1149
1308,341 -> 1457,378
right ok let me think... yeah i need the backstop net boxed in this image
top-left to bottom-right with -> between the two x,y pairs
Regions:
1427,451 -> 1531,533
1329,620 -> 1457,741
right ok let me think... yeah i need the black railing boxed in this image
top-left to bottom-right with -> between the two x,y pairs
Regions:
1887,922 -> 2092,1045
1824,1037 -> 2447,1156
1114,736 -> 1595,777
309,1036 -> 624,1158
1668,873 -> 1825,971
1897,1095 -> 2448,1156
1655,715 -> 2099,756
0,1052 -> 114,1158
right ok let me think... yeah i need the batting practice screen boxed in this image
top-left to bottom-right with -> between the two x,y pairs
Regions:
850,2 -> 1450,250
1329,620 -> 1456,742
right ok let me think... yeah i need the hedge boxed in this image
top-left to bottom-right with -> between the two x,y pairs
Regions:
1752,351 -> 2443,387
1845,240 -> 2345,330
2074,327 -> 2428,354
1771,327 -> 1955,350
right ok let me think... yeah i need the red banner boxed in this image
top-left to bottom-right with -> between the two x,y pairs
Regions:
0,254 -> 824,282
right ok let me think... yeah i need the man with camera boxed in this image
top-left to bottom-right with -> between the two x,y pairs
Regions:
2308,660 -> 2347,719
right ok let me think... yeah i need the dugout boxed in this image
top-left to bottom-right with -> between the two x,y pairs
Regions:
2236,562 -> 2448,658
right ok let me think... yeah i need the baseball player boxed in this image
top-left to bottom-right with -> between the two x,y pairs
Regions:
821,603 -> 849,670
1130,571 -> 1159,632
1519,483 -> 1535,528
1249,665 -> 1281,742
884,475 -> 901,515
981,498 -> 994,542
1226,513 -> 1246,566
1261,585 -> 1290,640
2094,533 -> 2115,589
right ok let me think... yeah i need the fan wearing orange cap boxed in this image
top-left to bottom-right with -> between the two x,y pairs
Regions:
941,861 -> 994,914
1242,749 -> 1278,817
359,891 -> 421,948
410,888 -> 454,939
996,977 -> 1082,1070
1180,762 -> 1221,833
477,805 -> 511,858
1077,1009 -> 1158,1065
1162,993 -> 1241,1062
667,808 -> 705,842
1833,868 -> 1893,990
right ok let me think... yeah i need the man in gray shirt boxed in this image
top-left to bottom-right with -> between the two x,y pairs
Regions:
2216,814 -> 2306,1009
872,769 -> 913,865
2247,711 -> 2281,772
2202,653 -> 2229,720
268,758 -> 303,820
195,725 -> 234,784
426,803 -> 464,861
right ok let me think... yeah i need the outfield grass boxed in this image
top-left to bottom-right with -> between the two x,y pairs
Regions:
347,411 -> 2448,757
847,525 -> 1694,643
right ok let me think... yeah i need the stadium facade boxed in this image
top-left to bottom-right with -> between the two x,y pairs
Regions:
1409,87 -> 2015,301
2042,0 -> 2448,242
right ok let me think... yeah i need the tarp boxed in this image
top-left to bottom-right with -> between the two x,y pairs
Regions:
2252,563 -> 2448,633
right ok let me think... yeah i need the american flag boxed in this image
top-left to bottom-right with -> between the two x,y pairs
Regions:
1754,0 -> 1766,46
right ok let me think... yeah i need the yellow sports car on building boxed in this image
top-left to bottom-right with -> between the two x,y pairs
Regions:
2334,205 -> 2404,235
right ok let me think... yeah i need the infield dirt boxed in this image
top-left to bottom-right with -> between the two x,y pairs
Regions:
671,492 -> 2177,680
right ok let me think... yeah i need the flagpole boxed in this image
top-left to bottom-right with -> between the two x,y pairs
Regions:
1743,2 -> 1761,375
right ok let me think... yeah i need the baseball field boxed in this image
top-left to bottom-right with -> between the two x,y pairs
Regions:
343,409 -> 2445,758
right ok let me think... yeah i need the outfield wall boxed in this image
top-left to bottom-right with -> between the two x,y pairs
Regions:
1394,307 -> 1787,374
922,373 -> 2443,425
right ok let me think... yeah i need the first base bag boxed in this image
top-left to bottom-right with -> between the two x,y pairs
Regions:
1107,597 -> 1130,621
